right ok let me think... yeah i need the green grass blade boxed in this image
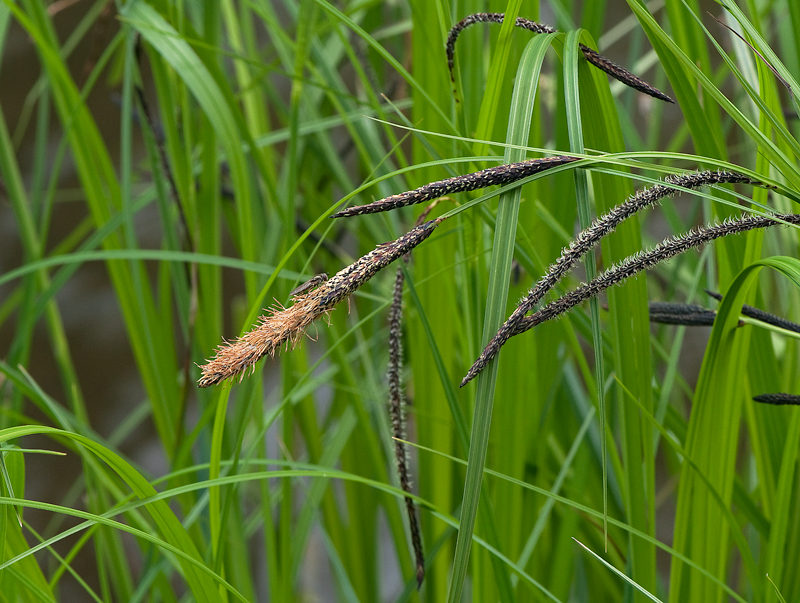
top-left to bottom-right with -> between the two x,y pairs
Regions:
446,33 -> 553,603
667,257 -> 800,601
470,4 -> 523,156
573,538 -> 663,603
0,426 -> 225,603
562,29 -> 611,548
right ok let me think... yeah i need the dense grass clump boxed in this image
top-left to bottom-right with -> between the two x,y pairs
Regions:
2,2 -> 800,602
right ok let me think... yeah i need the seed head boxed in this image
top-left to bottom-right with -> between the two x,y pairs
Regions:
198,218 -> 444,387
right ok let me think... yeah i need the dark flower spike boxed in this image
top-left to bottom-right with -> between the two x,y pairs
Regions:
387,207 -> 437,588
330,155 -> 578,218
462,170 -> 770,386
509,210 -> 800,339
198,218 -> 445,387
753,393 -> 800,406
647,295 -> 800,332
446,12 -> 674,104
705,290 -> 800,334
647,301 -> 718,327
388,264 -> 425,588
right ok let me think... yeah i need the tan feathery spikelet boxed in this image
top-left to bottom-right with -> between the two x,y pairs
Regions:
197,295 -> 327,388
198,217 -> 444,387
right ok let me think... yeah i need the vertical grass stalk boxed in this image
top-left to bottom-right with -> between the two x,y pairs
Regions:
446,34 -> 553,603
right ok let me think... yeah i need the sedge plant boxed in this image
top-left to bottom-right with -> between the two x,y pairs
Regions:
3,2 -> 800,603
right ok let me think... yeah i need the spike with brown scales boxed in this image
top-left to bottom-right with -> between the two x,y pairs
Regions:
198,218 -> 445,387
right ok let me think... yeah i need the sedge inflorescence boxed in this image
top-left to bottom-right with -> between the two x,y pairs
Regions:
199,10 -> 684,389
198,218 -> 443,387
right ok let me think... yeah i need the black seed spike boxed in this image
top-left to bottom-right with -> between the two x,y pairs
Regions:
446,12 -> 674,103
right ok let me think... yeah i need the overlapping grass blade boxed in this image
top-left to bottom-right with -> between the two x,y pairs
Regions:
446,33 -> 553,603
0,426 -> 226,603
668,257 -> 800,601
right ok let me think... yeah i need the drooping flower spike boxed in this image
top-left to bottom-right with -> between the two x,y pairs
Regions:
386,206 -> 440,588
198,218 -> 445,387
462,171 -> 778,386
506,211 -> 800,365
446,13 -> 674,104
